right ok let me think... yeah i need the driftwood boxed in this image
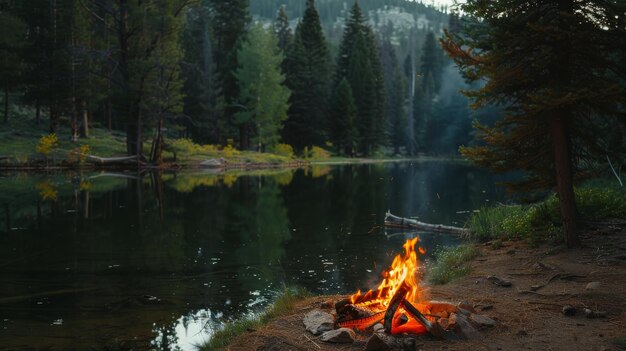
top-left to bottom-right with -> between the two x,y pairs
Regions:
86,155 -> 139,163
385,211 -> 467,235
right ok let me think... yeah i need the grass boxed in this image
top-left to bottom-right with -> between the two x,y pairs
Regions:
428,244 -> 481,285
465,183 -> 626,245
199,286 -> 311,350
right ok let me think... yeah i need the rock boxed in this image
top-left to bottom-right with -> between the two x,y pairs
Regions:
480,304 -> 494,311
469,313 -> 496,327
372,323 -> 385,333
584,308 -> 607,318
487,275 -> 513,287
457,301 -> 477,314
585,281 -> 601,290
199,158 -> 225,168
562,305 -> 576,316
364,333 -> 391,351
320,328 -> 356,343
438,317 -> 450,330
303,310 -> 335,335
451,313 -> 481,339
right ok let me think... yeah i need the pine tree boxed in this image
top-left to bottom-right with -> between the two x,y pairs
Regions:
273,5 -> 292,52
234,24 -> 291,151
380,23 -> 405,155
21,0 -> 73,133
420,31 -> 443,94
330,78 -> 358,155
208,0 -> 250,148
335,1 -> 386,155
181,3 -> 216,143
0,0 -> 25,123
442,0 -> 626,247
283,0 -> 330,150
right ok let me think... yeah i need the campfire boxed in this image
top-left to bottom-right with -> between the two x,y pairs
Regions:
303,237 -> 496,346
336,238 -> 432,335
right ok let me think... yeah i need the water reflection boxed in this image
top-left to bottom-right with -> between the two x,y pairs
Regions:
0,162 -> 509,350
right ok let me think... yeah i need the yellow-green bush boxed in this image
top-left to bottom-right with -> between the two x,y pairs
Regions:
272,143 -> 294,158
36,134 -> 58,157
308,146 -> 331,159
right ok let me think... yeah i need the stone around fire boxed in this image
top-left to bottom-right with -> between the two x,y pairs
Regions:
303,310 -> 335,335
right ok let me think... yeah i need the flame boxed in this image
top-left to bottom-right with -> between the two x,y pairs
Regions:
348,237 -> 427,334
350,237 -> 424,307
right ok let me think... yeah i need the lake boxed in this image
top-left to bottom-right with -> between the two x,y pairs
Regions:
0,161 -> 508,350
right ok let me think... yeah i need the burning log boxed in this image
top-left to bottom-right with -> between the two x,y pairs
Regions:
385,211 -> 467,235
338,311 -> 385,330
335,286 -> 393,309
402,300 -> 461,340
336,304 -> 377,323
383,283 -> 409,333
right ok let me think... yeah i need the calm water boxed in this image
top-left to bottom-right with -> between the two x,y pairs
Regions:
0,161 -> 507,350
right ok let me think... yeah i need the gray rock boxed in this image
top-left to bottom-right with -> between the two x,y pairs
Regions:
320,328 -> 356,343
457,301 -> 477,314
469,313 -> 496,327
584,308 -> 607,318
364,333 -> 391,351
487,275 -> 512,287
199,158 -> 225,168
303,310 -> 335,335
451,313 -> 481,339
586,281 -> 601,290
372,323 -> 385,333
562,305 -> 576,316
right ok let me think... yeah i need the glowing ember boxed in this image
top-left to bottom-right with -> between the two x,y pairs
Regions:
346,237 -> 428,334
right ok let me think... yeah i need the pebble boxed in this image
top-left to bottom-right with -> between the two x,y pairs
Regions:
320,328 -> 356,343
562,305 -> 576,316
585,281 -> 601,290
469,313 -> 496,327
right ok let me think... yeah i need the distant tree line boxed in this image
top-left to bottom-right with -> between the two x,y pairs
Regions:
0,0 -> 480,158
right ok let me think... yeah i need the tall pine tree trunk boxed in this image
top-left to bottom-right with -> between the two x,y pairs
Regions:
553,0 -> 579,248
35,101 -> 40,125
552,113 -> 579,247
80,101 -> 89,137
3,87 -> 8,124
239,124 -> 249,150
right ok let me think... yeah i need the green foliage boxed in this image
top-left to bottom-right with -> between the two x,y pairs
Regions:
200,287 -> 310,350
330,78 -> 358,155
466,185 -> 626,245
429,245 -> 480,285
209,0 -> 250,141
272,143 -> 294,158
235,24 -> 291,150
36,133 -> 58,157
335,1 -> 386,156
282,0 -> 330,150
306,146 -> 331,160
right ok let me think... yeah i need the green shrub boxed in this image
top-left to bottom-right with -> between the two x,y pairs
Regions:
428,245 -> 481,285
308,145 -> 331,159
466,184 -> 626,245
272,143 -> 294,158
36,133 -> 58,157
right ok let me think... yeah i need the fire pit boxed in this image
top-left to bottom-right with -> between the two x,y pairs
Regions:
303,238 -> 496,348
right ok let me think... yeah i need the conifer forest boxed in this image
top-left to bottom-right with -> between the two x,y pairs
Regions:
0,1 -> 625,350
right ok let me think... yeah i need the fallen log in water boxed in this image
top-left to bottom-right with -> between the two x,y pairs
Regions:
384,211 -> 467,235
86,155 -> 140,164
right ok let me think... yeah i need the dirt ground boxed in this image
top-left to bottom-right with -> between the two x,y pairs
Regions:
224,220 -> 626,351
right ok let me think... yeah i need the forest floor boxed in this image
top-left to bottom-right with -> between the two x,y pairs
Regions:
222,221 -> 626,351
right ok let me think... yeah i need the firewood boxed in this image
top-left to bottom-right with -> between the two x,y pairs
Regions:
383,283 -> 409,333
